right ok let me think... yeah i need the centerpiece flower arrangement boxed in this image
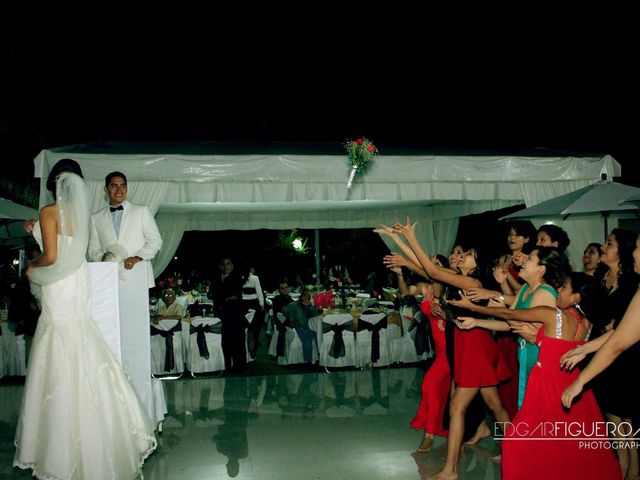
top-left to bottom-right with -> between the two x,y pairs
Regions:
344,137 -> 379,189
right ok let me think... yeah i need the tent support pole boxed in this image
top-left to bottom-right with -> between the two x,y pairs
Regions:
603,211 -> 610,239
315,229 -> 321,290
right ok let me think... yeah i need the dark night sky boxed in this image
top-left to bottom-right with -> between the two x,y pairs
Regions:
1,14 -> 638,195
1,13 -> 638,284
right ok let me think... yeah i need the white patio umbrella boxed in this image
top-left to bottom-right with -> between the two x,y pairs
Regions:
620,193 -> 640,209
0,197 -> 39,248
501,176 -> 640,237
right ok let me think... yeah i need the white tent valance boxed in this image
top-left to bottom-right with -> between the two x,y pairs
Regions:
33,142 -> 621,276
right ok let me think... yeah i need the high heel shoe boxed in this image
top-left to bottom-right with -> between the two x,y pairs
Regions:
417,435 -> 433,452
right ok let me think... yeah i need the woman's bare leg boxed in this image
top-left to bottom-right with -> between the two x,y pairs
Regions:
428,386 -> 479,480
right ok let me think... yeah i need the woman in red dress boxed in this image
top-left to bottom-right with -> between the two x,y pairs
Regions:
388,218 -> 511,480
453,273 -> 621,480
393,255 -> 453,451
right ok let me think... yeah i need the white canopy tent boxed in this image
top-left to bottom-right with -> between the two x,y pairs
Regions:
0,197 -> 39,248
33,142 -> 621,275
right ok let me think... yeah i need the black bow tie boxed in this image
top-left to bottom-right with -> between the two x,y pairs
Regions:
109,205 -> 124,212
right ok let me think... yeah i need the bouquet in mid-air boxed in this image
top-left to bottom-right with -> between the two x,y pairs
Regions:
344,137 -> 378,189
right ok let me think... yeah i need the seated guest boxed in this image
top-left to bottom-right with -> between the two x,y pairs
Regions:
282,291 -> 321,363
155,288 -> 186,324
271,281 -> 294,315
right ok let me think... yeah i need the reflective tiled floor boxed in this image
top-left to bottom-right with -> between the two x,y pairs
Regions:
0,368 -> 501,479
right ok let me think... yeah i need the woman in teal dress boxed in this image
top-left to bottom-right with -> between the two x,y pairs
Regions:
510,247 -> 570,407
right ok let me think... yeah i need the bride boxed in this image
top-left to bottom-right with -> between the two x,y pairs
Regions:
14,159 -> 156,479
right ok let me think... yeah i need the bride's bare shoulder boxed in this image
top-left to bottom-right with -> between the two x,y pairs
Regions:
39,204 -> 58,220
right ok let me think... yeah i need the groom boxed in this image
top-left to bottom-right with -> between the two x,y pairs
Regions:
88,171 -> 163,287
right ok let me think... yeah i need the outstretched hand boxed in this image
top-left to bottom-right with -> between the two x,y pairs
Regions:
560,346 -> 586,371
464,288 -> 498,302
456,317 -> 478,330
392,216 -> 417,238
373,224 -> 398,238
383,253 -> 408,269
493,267 -> 507,284
511,322 -> 539,343
448,291 -> 474,309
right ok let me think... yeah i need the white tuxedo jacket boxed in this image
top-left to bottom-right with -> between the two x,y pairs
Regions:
88,202 -> 162,287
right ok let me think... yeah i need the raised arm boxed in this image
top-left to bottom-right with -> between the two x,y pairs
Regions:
393,267 -> 412,296
373,225 -> 427,277
562,288 -> 640,407
383,252 -> 428,278
394,218 -> 481,290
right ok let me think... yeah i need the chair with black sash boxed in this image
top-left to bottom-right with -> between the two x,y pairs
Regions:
389,309 -> 432,364
356,311 -> 390,368
150,318 -> 185,378
187,316 -> 225,375
245,309 -> 256,363
267,312 -> 306,365
319,313 -> 356,369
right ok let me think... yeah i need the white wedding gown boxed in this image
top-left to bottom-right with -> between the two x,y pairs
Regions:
14,227 -> 157,480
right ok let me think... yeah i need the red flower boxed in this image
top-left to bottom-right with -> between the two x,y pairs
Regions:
356,138 -> 364,144
367,144 -> 375,152
158,280 -> 165,288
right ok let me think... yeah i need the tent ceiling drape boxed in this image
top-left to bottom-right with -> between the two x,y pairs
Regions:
33,142 -> 621,276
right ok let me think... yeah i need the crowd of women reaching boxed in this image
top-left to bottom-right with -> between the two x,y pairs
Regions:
379,218 -> 640,480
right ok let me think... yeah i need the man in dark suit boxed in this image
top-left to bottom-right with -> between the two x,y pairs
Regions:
213,257 -> 247,372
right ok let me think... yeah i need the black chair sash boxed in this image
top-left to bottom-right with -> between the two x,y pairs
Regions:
151,320 -> 182,371
322,322 -> 355,359
275,317 -> 292,357
357,317 -> 388,363
408,312 -> 431,356
189,322 -> 222,359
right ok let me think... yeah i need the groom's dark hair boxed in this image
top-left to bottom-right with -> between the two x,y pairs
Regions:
105,171 -> 128,187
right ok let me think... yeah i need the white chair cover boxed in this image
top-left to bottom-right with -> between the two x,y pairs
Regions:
0,320 -> 27,377
389,310 -> 430,364
355,312 -> 390,368
150,318 -> 185,376
268,312 -> 313,365
187,317 -> 225,373
318,313 -> 356,368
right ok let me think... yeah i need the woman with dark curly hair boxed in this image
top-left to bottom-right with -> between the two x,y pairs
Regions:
536,224 -> 571,253
590,228 -> 640,479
